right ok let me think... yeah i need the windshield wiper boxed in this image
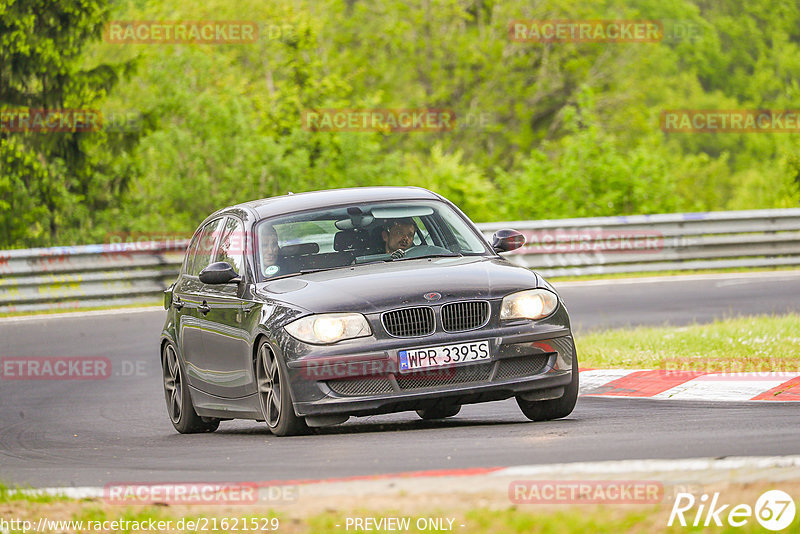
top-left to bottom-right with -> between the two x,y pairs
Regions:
262,264 -> 353,281
354,259 -> 394,266
394,252 -> 462,261
297,265 -> 356,275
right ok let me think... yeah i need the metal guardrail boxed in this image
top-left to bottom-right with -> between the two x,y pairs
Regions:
475,208 -> 800,277
1,208 -> 799,313
0,241 -> 187,313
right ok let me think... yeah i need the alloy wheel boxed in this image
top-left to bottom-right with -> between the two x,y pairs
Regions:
257,343 -> 281,427
163,344 -> 182,423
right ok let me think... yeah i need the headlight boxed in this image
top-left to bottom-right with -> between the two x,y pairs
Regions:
500,289 -> 558,320
284,313 -> 372,344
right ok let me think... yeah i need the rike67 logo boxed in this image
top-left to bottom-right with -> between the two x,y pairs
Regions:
669,490 -> 796,531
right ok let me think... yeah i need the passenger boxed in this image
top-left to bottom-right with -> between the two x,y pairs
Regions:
382,218 -> 417,259
260,225 -> 282,277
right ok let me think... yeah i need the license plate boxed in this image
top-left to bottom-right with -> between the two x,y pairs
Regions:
398,340 -> 490,373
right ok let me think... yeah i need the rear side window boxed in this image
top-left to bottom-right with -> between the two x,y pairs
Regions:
189,218 -> 223,275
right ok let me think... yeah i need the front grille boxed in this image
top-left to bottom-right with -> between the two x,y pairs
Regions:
396,362 -> 493,390
327,377 -> 394,396
494,355 -> 550,380
382,307 -> 435,337
441,301 -> 490,332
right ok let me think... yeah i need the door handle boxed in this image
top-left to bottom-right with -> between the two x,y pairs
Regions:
173,297 -> 184,310
199,301 -> 211,314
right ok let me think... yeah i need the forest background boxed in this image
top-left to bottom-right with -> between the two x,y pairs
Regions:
2,0 -> 799,248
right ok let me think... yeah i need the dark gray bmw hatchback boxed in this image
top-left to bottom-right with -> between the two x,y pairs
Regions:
160,187 -> 578,435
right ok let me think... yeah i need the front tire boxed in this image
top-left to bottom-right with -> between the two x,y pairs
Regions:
256,339 -> 308,436
162,342 -> 219,434
516,364 -> 579,422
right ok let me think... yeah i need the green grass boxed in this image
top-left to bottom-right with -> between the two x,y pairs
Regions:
0,484 -> 68,504
577,314 -> 800,371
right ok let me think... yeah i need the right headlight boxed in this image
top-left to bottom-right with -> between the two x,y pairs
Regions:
500,289 -> 558,320
284,313 -> 372,344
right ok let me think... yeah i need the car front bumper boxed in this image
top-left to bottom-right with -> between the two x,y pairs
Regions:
283,327 -> 576,417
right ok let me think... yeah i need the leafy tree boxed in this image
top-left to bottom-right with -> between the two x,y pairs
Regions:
2,0 -> 799,247
0,0 -> 135,247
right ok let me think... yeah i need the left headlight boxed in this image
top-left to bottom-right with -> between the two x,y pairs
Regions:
500,289 -> 558,320
284,313 -> 372,344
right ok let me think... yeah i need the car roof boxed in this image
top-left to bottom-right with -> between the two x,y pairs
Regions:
231,186 -> 443,220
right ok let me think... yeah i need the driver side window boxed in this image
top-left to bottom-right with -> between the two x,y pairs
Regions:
181,232 -> 202,275
213,217 -> 245,276
189,218 -> 223,276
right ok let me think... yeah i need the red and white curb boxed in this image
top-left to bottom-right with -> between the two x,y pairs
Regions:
579,369 -> 800,401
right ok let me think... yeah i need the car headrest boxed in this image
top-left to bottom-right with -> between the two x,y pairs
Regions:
334,230 -> 364,251
279,242 -> 320,256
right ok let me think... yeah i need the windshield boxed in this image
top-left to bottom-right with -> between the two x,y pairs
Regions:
254,200 -> 491,281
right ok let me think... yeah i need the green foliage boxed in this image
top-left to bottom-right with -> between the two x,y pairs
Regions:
0,0 -> 137,247
495,88 -> 687,220
403,145 -> 497,222
0,137 -> 50,246
2,0 -> 799,248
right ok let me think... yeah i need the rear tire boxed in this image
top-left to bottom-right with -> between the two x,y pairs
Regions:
516,364 -> 579,422
162,342 -> 219,434
416,404 -> 461,420
256,339 -> 308,437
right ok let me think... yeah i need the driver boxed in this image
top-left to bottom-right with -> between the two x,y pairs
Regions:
382,218 -> 417,259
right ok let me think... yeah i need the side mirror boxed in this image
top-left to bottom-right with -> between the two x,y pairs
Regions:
163,282 -> 175,310
199,262 -> 242,285
492,229 -> 526,253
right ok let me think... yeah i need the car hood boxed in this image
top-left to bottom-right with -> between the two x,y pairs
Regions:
254,256 -> 541,314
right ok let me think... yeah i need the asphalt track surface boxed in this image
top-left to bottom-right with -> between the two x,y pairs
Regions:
557,270 -> 800,331
1,272 -> 799,488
